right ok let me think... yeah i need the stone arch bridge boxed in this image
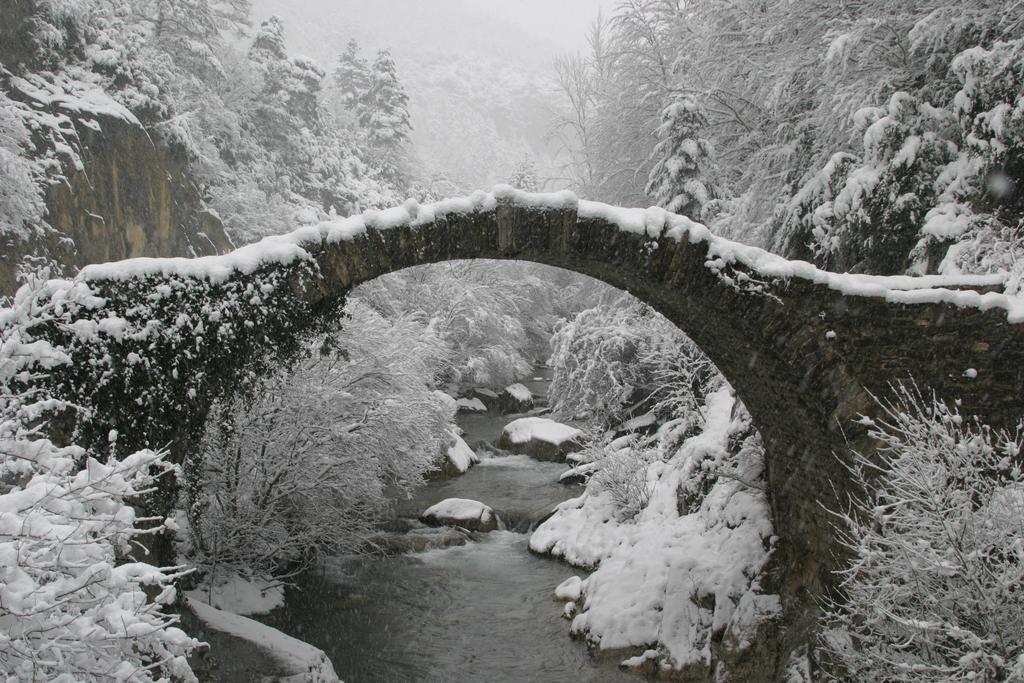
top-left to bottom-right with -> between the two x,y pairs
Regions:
23,188 -> 1024,660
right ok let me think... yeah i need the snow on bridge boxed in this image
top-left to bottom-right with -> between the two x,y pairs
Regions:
10,186 -> 1024,652
78,185 -> 1023,321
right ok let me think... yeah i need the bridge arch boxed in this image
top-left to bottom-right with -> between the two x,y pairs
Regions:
30,187 -> 1024,654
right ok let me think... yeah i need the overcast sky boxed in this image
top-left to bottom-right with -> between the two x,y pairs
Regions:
458,0 -> 615,49
250,0 -> 615,63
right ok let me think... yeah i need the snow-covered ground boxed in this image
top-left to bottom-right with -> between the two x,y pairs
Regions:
530,387 -> 780,675
185,571 -> 284,616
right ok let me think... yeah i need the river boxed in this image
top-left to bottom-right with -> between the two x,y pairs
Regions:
257,369 -> 637,682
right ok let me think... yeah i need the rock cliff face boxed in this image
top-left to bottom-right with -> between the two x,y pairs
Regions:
0,70 -> 232,294
42,106 -> 232,268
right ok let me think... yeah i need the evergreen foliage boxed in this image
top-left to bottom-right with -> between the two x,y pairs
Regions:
333,39 -> 370,117
646,96 -> 716,220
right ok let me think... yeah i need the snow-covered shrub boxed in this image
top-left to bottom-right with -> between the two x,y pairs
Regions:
508,156 -> 540,192
186,300 -> 454,578
590,447 -> 657,521
0,272 -> 199,681
821,384 -> 1024,682
930,215 -> 1024,292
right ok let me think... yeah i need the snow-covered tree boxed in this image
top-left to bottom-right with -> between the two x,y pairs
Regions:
821,384 -> 1024,682
0,272 -> 199,681
186,299 -> 453,578
552,0 -> 1024,266
646,96 -> 717,220
360,49 -> 412,149
357,262 -> 531,390
912,38 -> 1024,284
548,296 -> 712,429
126,0 -> 250,78
789,92 -> 959,274
550,50 -> 600,197
357,48 -> 412,188
333,39 -> 371,117
355,261 -> 600,392
249,16 -> 323,129
508,156 -> 539,192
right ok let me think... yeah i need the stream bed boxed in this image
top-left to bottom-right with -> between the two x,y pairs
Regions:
258,370 -> 636,682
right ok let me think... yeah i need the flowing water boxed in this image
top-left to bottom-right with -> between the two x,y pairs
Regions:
259,369 -> 636,682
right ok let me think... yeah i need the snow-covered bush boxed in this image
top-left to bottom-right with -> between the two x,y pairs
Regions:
0,272 -> 199,682
186,300 -> 454,578
932,216 -> 1024,293
821,384 -> 1024,682
549,298 -> 659,424
589,446 -> 657,521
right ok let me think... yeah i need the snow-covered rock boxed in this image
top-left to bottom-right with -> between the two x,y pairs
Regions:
445,433 -> 479,474
498,382 -> 534,413
186,598 -> 339,682
420,497 -> 499,532
498,417 -> 583,462
472,387 -> 501,410
456,396 -> 487,413
555,575 -> 584,601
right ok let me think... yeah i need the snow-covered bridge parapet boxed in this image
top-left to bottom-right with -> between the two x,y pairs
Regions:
16,186 -> 1024,640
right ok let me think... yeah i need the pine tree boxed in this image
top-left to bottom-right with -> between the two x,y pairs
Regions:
358,49 -> 412,188
509,157 -> 539,192
249,17 -> 323,129
248,15 -> 288,62
334,39 -> 371,113
360,49 -> 412,150
646,96 -> 716,220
